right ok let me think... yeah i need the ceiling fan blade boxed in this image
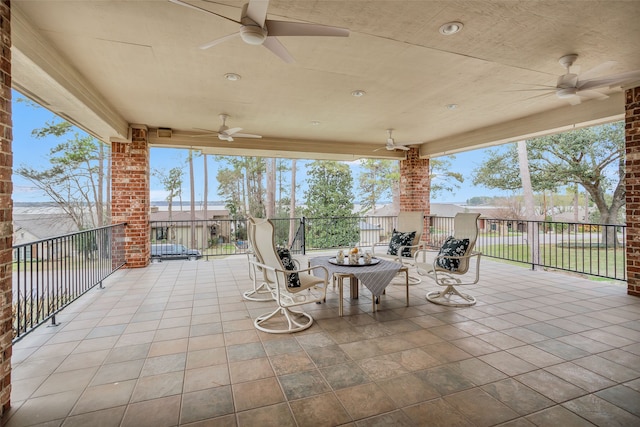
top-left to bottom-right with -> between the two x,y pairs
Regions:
578,70 -> 640,90
190,133 -> 217,138
579,61 -> 617,81
225,127 -> 243,135
577,90 -> 609,101
396,145 -> 411,151
523,92 -> 554,101
262,37 -> 295,63
266,20 -> 350,37
232,133 -> 262,139
246,0 -> 269,27
168,0 -> 241,25
190,127 -> 218,137
199,32 -> 241,50
373,146 -> 386,152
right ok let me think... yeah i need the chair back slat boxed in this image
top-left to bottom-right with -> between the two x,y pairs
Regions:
452,212 -> 480,273
252,218 -> 285,285
397,211 -> 425,253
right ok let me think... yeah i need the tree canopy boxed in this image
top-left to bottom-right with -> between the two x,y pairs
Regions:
473,122 -> 625,225
303,160 -> 358,247
17,122 -> 108,229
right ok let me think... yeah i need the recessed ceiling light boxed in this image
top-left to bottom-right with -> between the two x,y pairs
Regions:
446,104 -> 458,110
311,120 -> 321,125
224,73 -> 241,81
351,90 -> 366,97
439,21 -> 463,36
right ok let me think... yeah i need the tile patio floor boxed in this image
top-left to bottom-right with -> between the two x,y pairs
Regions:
3,254 -> 640,427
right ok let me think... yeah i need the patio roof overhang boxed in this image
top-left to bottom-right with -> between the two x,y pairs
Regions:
10,1 -> 640,160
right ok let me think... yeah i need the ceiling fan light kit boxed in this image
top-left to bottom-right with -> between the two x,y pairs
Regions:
240,24 -> 267,45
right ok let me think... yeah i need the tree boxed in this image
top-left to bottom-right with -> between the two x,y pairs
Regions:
153,166 -> 183,241
357,159 -> 396,213
429,156 -> 464,199
473,122 -> 625,244
288,159 -> 297,247
216,167 -> 243,219
303,160 -> 358,248
216,156 -> 266,218
266,158 -> 276,218
17,121 -> 108,230
188,149 -> 196,249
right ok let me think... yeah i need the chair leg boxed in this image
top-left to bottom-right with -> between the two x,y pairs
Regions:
243,281 -> 274,302
254,306 -> 314,333
426,285 -> 476,307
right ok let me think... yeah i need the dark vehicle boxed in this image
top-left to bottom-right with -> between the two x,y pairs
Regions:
151,244 -> 202,260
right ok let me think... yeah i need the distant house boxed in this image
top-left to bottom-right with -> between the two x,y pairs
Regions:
150,207 -> 231,249
13,213 -> 79,261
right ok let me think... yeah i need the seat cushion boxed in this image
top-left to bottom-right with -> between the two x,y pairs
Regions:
436,236 -> 470,271
387,229 -> 416,257
277,247 -> 301,287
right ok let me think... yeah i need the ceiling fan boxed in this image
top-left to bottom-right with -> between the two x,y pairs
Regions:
374,129 -> 411,152
168,0 -> 350,63
191,114 -> 262,142
523,54 -> 640,105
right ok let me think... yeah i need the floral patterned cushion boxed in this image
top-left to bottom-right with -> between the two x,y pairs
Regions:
387,229 -> 416,257
277,247 -> 300,287
436,236 -> 470,271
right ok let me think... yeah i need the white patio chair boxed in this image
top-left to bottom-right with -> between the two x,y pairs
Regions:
243,217 -> 274,302
370,211 -> 425,284
415,212 -> 482,306
251,218 -> 329,333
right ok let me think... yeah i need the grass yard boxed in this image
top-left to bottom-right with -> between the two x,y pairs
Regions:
478,243 -> 626,281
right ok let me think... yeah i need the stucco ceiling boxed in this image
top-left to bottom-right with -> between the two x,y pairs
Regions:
10,1 -> 640,161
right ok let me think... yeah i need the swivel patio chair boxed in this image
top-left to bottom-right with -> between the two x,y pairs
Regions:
415,212 -> 482,307
251,218 -> 330,333
370,211 -> 425,284
243,217 -> 274,302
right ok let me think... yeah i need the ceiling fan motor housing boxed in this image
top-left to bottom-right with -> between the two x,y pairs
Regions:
240,25 -> 267,45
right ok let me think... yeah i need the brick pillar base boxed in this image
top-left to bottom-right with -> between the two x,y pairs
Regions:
626,86 -> 640,297
399,147 -> 430,241
111,128 -> 150,268
0,0 -> 11,415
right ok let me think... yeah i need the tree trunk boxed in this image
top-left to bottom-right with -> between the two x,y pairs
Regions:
289,159 -> 297,247
266,158 -> 276,218
97,143 -> 104,226
203,154 -> 208,249
573,185 -> 579,223
106,147 -> 111,224
517,140 -> 539,268
189,150 -> 196,249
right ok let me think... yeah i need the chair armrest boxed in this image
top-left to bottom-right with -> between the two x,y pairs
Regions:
398,243 -> 424,258
368,243 -> 389,255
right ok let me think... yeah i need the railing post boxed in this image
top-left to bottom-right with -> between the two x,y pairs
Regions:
301,217 -> 306,255
49,315 -> 59,328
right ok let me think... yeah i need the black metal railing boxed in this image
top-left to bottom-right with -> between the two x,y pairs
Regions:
150,215 -> 626,281
12,223 -> 126,342
426,216 -> 626,281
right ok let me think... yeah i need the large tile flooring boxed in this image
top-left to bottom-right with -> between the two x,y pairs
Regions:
3,255 -> 640,426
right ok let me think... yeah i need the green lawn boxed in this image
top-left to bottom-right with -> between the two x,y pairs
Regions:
479,243 -> 626,281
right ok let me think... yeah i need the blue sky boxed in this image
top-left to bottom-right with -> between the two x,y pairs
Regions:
11,91 -> 512,204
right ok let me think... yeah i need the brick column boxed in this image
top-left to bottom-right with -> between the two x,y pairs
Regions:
626,86 -> 640,297
399,147 -> 430,241
111,127 -> 150,268
0,0 -> 11,415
